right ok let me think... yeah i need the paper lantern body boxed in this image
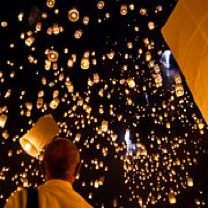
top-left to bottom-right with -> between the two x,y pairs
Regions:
19,115 -> 59,158
68,8 -> 79,22
25,37 -> 35,47
127,78 -> 135,88
49,97 -> 60,109
174,74 -> 182,85
101,120 -> 108,132
162,0 -> 208,123
120,5 -> 128,15
187,177 -> 194,187
97,1 -> 105,10
81,57 -> 90,70
175,84 -> 184,97
0,114 -> 7,128
168,193 -> 176,204
47,50 -> 59,62
46,0 -> 56,8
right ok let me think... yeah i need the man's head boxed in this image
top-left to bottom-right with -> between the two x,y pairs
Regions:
43,138 -> 80,183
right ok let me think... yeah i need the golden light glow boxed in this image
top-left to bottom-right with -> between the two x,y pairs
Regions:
81,57 -> 90,70
46,0 -> 56,8
120,5 -> 128,15
47,50 -> 59,62
0,114 -> 7,128
24,143 -> 32,151
68,8 -> 79,22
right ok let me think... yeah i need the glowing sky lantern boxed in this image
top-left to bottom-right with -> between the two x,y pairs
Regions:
19,115 -> 59,158
81,57 -> 90,70
46,0 -> 56,8
97,1 -> 105,10
68,8 -> 80,22
25,36 -> 35,47
101,120 -> 108,132
47,50 -> 59,62
0,114 -> 7,128
162,0 -> 208,124
168,192 -> 176,204
120,5 -> 128,16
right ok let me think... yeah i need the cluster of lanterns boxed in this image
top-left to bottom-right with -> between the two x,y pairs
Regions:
0,0 -> 207,207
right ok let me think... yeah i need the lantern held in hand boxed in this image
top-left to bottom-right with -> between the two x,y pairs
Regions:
19,115 -> 59,158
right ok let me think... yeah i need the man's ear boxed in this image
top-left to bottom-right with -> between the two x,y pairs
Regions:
74,162 -> 81,178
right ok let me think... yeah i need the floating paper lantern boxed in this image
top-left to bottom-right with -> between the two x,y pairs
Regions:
120,5 -> 128,15
1,21 -> 8,27
36,22 -> 42,32
52,63 -> 58,70
154,74 -> 163,88
0,114 -> 7,128
52,23 -> 60,35
49,97 -> 60,109
25,102 -> 33,111
71,54 -> 77,62
140,8 -> 147,16
53,90 -> 59,98
47,27 -> 53,35
168,193 -> 176,204
166,122 -> 171,129
36,98 -> 43,109
74,29 -> 83,39
129,4 -> 135,11
75,133 -> 81,142
97,1 -> 105,10
175,84 -> 184,97
19,115 -> 59,158
107,51 -> 115,59
187,177 -> 193,187
195,198 -> 201,206
174,74 -> 182,84
81,57 -> 90,70
46,0 -> 56,8
113,199 -> 117,207
47,50 -> 59,62
127,77 -> 135,88
68,8 -> 79,22
138,197 -> 143,206
198,122 -> 205,130
148,21 -> 155,30
65,81 -> 74,93
18,13 -> 24,22
127,42 -> 133,49
101,120 -> 108,132
156,5 -> 163,12
2,130 -> 9,139
45,60 -> 51,70
23,179 -> 29,187
83,16 -> 90,25
25,37 -> 35,47
93,73 -> 100,83
67,58 -> 74,68
145,52 -> 152,61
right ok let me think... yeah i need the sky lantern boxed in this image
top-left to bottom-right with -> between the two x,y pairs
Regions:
19,115 -> 59,158
162,0 -> 208,124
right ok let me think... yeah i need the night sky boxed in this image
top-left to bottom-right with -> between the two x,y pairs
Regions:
0,0 -> 208,207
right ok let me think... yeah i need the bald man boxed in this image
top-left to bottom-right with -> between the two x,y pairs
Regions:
4,138 -> 93,208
